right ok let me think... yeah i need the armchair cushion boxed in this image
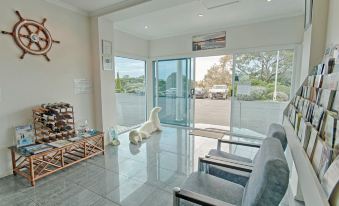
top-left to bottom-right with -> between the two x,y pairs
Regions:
208,166 -> 250,187
181,172 -> 244,206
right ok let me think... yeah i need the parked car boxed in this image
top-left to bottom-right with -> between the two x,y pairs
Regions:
209,85 -> 228,99
165,88 -> 177,97
195,88 -> 208,99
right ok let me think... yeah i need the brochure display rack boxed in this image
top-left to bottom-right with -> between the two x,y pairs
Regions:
284,45 -> 339,206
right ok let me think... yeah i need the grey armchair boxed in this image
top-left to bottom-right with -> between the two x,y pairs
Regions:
173,137 -> 289,206
208,123 -> 287,186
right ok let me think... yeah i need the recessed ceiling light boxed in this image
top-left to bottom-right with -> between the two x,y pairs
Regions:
198,14 -> 204,17
144,25 -> 149,29
267,0 -> 272,2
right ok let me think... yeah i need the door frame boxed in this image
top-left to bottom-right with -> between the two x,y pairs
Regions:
152,58 -> 194,127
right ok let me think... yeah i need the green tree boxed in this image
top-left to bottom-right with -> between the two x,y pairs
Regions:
115,72 -> 124,93
202,55 -> 233,89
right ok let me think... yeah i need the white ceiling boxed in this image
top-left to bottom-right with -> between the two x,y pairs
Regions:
49,0 -> 126,13
45,0 -> 305,40
108,0 -> 304,40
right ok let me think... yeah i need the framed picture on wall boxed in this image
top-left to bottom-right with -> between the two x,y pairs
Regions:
102,56 -> 113,71
102,40 -> 112,55
304,0 -> 313,30
192,31 -> 226,51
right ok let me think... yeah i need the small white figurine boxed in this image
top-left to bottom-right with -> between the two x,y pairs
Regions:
129,107 -> 162,145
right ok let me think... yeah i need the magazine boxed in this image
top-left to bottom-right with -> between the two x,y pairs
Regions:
314,75 -> 323,88
308,76 -> 315,87
321,156 -> 339,199
297,98 -> 305,112
15,125 -> 35,147
24,144 -> 52,155
321,112 -> 336,147
289,107 -> 297,128
301,122 -> 312,149
306,102 -> 315,122
332,92 -> 339,114
295,113 -> 303,135
318,143 -> 333,179
298,119 -> 305,140
309,87 -> 318,102
307,127 -> 318,158
322,72 -> 339,90
316,64 -> 325,75
318,89 -> 335,110
48,140 -> 72,148
302,100 -> 310,120
312,105 -> 325,130
68,136 -> 83,142
334,121 -> 339,161
311,138 -> 324,174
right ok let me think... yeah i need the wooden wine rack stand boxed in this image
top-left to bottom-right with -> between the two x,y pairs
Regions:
32,105 -> 75,143
8,133 -> 104,186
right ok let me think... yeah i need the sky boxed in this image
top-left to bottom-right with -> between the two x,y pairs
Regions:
195,55 -> 224,81
115,57 -> 145,78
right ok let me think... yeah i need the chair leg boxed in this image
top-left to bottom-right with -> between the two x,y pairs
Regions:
217,140 -> 221,151
173,187 -> 181,206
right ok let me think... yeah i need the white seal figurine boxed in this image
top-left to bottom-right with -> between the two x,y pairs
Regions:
129,107 -> 162,145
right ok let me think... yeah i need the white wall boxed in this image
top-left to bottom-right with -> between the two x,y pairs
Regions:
326,0 -> 339,45
114,29 -> 149,59
97,18 -> 117,140
300,26 -> 313,84
300,0 -> 329,85
0,0 -> 94,177
149,16 -> 304,59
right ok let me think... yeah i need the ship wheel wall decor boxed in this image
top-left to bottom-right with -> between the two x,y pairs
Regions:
2,11 -> 60,61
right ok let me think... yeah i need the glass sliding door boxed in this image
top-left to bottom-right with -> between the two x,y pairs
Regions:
231,49 -> 295,137
153,58 -> 192,127
115,57 -> 146,133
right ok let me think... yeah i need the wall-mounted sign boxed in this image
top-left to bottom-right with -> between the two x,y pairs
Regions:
102,40 -> 113,71
192,31 -> 226,51
74,79 -> 92,95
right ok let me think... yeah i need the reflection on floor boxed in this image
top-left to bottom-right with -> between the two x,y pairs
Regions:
194,123 -> 266,138
0,126 -> 287,206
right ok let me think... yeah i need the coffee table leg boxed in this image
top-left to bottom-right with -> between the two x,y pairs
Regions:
10,149 -> 17,176
29,157 -> 35,186
102,135 -> 105,155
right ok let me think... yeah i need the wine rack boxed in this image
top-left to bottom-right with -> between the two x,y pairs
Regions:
32,103 -> 75,143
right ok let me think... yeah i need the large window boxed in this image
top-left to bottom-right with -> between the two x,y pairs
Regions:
115,57 -> 146,132
232,49 -> 295,136
234,49 -> 294,102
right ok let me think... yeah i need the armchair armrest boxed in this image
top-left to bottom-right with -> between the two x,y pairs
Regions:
205,155 -> 254,167
218,139 -> 261,148
173,187 -> 235,206
199,156 -> 253,173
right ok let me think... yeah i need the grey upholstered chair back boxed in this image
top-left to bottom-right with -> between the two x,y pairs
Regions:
267,123 -> 287,150
242,138 -> 289,206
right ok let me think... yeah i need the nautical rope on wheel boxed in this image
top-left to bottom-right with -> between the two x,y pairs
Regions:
2,11 -> 60,61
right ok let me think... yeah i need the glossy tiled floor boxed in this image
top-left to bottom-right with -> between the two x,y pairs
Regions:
0,126 -> 261,206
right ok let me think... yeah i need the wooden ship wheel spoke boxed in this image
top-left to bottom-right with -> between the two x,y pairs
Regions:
1,11 -> 60,61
